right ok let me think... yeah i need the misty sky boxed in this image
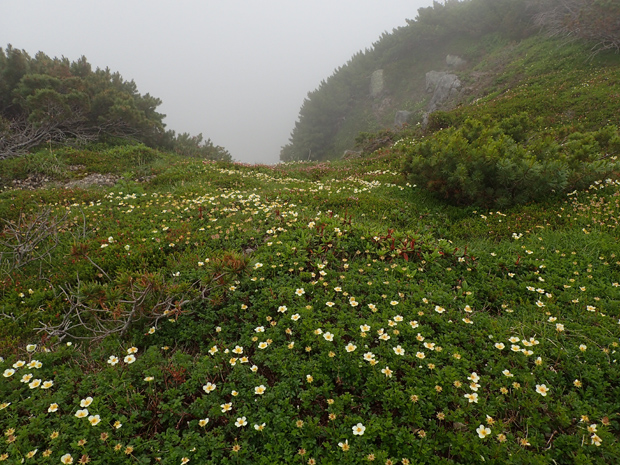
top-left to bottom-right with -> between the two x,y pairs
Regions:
2,0 -> 435,164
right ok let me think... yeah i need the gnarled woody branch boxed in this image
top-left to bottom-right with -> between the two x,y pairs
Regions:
0,208 -> 67,279
534,0 -> 620,54
36,252 -> 252,342
37,274 -> 192,341
0,114 -> 142,160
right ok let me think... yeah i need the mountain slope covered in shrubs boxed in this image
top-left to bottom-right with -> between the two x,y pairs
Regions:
1,0 -> 620,463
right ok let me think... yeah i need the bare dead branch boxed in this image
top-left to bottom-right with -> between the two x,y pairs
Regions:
534,0 -> 620,55
0,208 -> 67,278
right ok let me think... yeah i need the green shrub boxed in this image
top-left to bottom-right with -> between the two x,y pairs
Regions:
106,144 -> 159,167
23,150 -> 68,177
402,115 -> 620,207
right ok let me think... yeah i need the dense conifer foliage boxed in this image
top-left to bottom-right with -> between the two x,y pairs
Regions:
0,46 -> 167,158
0,46 -> 231,161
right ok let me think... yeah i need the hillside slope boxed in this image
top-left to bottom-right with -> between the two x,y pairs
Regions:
280,0 -> 620,161
1,142 -> 620,463
1,0 -> 620,463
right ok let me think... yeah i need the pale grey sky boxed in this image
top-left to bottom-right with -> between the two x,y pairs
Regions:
2,0 -> 435,164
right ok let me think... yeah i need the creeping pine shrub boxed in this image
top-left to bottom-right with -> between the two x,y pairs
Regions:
402,114 -> 620,207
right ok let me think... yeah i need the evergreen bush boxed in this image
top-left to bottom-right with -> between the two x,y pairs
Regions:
402,114 -> 619,207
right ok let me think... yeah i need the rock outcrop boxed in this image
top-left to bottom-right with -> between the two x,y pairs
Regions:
394,110 -> 412,127
426,72 -> 461,113
370,69 -> 384,98
446,54 -> 467,68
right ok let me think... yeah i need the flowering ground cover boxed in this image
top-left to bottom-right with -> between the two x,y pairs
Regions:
1,152 -> 619,464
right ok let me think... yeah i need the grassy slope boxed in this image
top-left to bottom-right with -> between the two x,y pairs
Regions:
1,38 -> 620,465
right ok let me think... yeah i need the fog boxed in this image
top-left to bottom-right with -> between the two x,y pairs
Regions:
2,0 -> 434,164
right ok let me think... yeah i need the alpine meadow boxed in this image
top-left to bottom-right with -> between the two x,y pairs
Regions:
1,0 -> 620,464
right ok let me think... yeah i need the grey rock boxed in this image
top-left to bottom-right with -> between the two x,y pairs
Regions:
426,70 -> 448,93
446,54 -> 467,68
394,110 -> 412,127
370,69 -> 384,98
428,73 -> 461,113
343,150 -> 362,159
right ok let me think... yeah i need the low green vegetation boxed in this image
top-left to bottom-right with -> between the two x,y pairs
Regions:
401,114 -> 620,208
2,0 -> 620,463
1,146 -> 619,463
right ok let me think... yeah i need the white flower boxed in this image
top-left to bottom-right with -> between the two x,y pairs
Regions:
107,355 -> 119,365
26,344 -> 37,352
235,416 -> 248,427
124,354 -> 136,364
28,379 -> 41,389
80,397 -> 93,407
88,414 -> 101,426
476,424 -> 491,438
345,343 -> 357,353
393,345 -> 405,356
352,423 -> 366,435
203,382 -> 216,393
75,408 -> 89,418
535,384 -> 550,396
199,418 -> 209,427
363,352 -> 375,362
464,393 -> 479,403
254,385 -> 266,395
